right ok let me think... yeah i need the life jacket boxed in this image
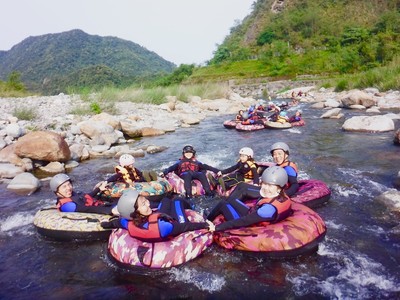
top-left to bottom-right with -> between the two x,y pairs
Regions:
278,160 -> 298,189
276,115 -> 289,124
115,165 -> 141,183
243,160 -> 257,179
127,213 -> 171,242
56,193 -> 104,210
255,194 -> 292,224
177,157 -> 200,175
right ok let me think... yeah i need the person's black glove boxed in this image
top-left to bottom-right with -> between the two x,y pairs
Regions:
101,217 -> 122,229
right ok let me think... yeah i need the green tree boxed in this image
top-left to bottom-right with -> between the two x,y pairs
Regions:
7,71 -> 25,91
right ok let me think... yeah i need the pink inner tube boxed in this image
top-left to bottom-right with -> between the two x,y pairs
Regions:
165,172 -> 205,196
108,210 -> 213,269
235,123 -> 265,131
223,120 -> 238,129
213,202 -> 327,257
291,179 -> 331,208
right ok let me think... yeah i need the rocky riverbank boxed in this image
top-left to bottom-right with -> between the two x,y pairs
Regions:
1,86 -> 400,195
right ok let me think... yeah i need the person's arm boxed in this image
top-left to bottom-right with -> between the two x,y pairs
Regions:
283,165 -> 299,196
215,204 -> 276,232
221,162 -> 240,175
106,173 -> 121,183
199,162 -> 220,174
163,162 -> 179,175
170,221 -> 209,236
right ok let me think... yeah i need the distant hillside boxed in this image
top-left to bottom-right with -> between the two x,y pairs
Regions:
190,0 -> 400,82
0,29 -> 176,92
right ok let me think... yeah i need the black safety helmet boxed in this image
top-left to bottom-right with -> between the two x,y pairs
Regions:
182,145 -> 196,155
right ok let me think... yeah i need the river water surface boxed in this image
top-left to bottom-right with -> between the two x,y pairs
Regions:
1,103 -> 399,299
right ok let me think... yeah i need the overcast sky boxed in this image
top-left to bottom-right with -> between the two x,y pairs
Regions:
1,0 -> 254,65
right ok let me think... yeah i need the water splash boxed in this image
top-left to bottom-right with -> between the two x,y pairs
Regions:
167,267 -> 226,292
0,212 -> 35,236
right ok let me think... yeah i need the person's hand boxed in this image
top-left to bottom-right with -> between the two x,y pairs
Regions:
111,206 -> 120,216
159,172 -> 165,178
98,181 -> 108,192
206,220 -> 215,233
101,217 -> 122,229
217,171 -> 222,177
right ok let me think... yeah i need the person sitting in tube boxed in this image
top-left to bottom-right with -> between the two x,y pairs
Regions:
50,173 -> 118,215
206,166 -> 293,232
101,190 -> 215,240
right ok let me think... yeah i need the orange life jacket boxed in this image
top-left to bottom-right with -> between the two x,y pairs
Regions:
255,194 -> 292,224
115,165 -> 141,184
127,213 -> 170,242
244,160 -> 257,179
177,157 -> 200,175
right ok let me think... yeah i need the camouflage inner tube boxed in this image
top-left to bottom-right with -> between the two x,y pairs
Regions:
291,179 -> 331,208
223,119 -> 238,129
213,203 -> 327,257
99,178 -> 173,201
235,123 -> 265,131
107,210 -> 213,269
33,207 -> 112,241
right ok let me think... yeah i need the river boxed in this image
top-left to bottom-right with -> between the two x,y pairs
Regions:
1,102 -> 399,299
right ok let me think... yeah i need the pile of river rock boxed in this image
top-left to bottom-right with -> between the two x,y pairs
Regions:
0,86 -> 399,202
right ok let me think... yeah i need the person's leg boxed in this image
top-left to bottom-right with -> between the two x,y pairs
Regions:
228,182 -> 261,201
180,172 -> 193,198
193,172 -> 214,195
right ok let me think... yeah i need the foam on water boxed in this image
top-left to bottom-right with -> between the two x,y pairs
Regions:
0,212 -> 35,236
288,128 -> 302,134
289,239 -> 400,299
167,267 -> 226,292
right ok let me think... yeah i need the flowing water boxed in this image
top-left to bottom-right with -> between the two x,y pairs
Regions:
1,103 -> 399,299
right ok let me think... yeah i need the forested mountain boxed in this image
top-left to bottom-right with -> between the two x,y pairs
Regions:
0,29 -> 175,92
193,0 -> 400,82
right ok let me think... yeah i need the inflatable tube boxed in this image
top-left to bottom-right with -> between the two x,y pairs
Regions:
290,119 -> 305,127
223,120 -> 238,129
99,178 -> 173,201
165,172 -> 206,196
33,207 -> 112,241
213,203 -> 326,257
107,210 -> 213,269
291,179 -> 331,208
235,123 -> 265,132
264,121 -> 292,129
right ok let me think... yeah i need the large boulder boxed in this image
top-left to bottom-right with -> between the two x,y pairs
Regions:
7,172 -> 41,195
342,115 -> 395,132
340,90 -> 376,108
14,131 -> 71,162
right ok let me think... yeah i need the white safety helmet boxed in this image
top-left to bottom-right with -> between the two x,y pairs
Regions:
50,173 -> 71,192
261,166 -> 288,188
270,142 -> 290,155
117,189 -> 140,219
119,154 -> 135,167
239,147 -> 254,158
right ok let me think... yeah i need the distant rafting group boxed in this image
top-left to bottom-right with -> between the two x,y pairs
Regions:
224,98 -> 304,131
34,140 -> 329,270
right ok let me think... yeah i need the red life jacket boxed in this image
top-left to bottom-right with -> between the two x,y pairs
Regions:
127,213 -> 171,242
56,193 -> 104,210
177,157 -> 199,175
255,194 -> 292,224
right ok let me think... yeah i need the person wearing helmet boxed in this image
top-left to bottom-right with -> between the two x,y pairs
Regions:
160,145 -> 220,199
235,110 -> 244,122
270,142 -> 299,196
289,110 -> 303,123
276,111 -> 289,124
208,147 -> 259,192
279,101 -> 289,111
50,173 -> 118,215
107,154 -> 157,185
206,166 -> 292,232
101,190 -> 214,240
